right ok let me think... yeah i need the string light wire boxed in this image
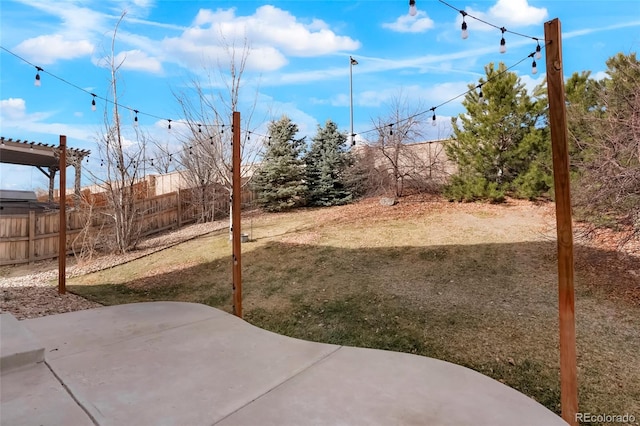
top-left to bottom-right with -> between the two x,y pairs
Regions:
1,0 -> 547,158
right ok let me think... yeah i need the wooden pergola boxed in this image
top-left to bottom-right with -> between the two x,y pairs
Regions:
0,137 -> 90,205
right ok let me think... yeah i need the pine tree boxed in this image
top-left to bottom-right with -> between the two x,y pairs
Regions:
571,53 -> 640,234
305,120 -> 352,206
444,62 -> 550,201
252,116 -> 307,211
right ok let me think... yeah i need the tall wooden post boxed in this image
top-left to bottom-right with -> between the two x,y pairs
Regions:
544,18 -> 578,425
58,135 -> 67,295
231,112 -> 242,318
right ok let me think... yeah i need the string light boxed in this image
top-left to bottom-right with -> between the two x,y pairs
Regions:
167,119 -> 172,131
409,0 -> 417,16
460,11 -> 468,39
198,123 -> 202,133
389,123 -> 394,136
34,66 -> 42,87
0,4 -> 546,164
133,110 -> 139,126
431,109 -> 437,126
478,85 -> 484,103
499,27 -> 507,54
91,94 -> 97,111
531,56 -> 538,75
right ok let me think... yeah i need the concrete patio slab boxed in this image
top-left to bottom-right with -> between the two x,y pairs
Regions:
1,302 -> 568,426
1,363 -> 93,426
218,346 -> 563,426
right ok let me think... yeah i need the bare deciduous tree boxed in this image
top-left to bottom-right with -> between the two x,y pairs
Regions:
89,12 -> 149,253
367,92 -> 439,197
174,35 -> 264,225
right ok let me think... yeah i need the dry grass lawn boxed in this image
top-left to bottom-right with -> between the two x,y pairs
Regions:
68,195 -> 640,425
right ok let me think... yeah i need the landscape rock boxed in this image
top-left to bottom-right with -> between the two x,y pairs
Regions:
379,197 -> 397,206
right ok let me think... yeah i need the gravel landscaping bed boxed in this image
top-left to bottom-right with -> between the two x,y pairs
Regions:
0,221 -> 227,319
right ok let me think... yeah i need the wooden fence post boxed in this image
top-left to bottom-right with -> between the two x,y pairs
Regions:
28,211 -> 35,264
177,189 -> 182,228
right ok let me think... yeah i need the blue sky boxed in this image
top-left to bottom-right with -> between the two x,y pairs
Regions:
1,0 -> 639,191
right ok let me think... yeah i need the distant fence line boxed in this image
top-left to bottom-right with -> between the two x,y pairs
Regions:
0,186 -> 254,266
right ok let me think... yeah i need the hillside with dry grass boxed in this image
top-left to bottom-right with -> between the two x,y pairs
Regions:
2,195 -> 638,424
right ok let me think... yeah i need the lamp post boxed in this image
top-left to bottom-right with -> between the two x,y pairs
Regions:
349,56 -> 358,146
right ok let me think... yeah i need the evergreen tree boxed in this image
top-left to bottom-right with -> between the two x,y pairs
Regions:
444,62 -> 550,201
305,120 -> 352,206
570,53 -> 640,234
252,116 -> 307,211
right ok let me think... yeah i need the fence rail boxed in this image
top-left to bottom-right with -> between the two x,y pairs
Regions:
0,187 -> 254,266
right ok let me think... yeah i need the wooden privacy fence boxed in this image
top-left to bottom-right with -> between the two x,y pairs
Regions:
0,187 -> 254,266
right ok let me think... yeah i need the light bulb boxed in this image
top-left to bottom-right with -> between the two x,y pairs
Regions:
91,96 -> 97,112
134,110 -> 139,127
34,72 -> 41,87
409,0 -> 417,16
535,44 -> 542,60
167,119 -> 172,131
532,60 -> 538,75
500,37 -> 507,54
478,89 -> 484,104
432,114 -> 437,126
461,21 -> 468,39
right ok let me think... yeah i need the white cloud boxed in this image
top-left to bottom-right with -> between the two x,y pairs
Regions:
488,0 -> 548,27
382,12 -> 434,33
519,73 -> 546,94
249,5 -> 360,56
161,37 -> 287,72
0,98 -> 27,120
564,20 -> 640,40
17,1 -> 108,37
592,71 -> 609,81
113,50 -> 163,73
356,81 -> 470,110
161,6 -> 360,72
14,34 -> 94,64
463,0 -> 547,33
0,98 -> 94,142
